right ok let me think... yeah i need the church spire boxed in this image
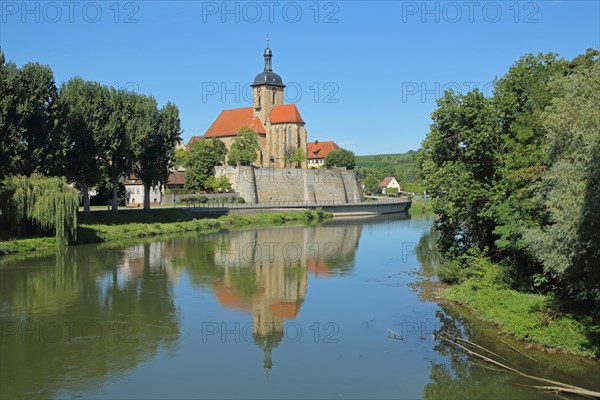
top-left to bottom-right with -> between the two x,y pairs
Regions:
263,35 -> 272,72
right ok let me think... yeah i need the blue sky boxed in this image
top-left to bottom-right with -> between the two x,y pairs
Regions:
1,1 -> 598,155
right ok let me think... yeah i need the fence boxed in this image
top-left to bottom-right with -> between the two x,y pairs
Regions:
180,197 -> 410,209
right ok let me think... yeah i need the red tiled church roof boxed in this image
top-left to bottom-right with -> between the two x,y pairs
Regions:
188,104 -> 304,147
204,107 -> 266,138
270,104 -> 304,124
269,300 -> 303,319
307,141 -> 340,160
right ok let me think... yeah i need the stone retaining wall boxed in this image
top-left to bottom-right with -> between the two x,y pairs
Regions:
215,166 -> 364,204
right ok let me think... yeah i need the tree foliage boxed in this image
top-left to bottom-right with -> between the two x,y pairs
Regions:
0,51 -> 66,178
0,174 -> 78,244
204,176 -> 233,193
324,148 -> 356,170
526,60 -> 600,306
228,129 -> 260,166
362,175 -> 381,195
421,89 -> 498,257
421,49 -> 600,314
184,138 -> 227,191
133,100 -> 182,210
59,77 -> 110,213
0,50 -> 183,218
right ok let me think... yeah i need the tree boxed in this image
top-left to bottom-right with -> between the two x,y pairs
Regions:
0,50 -> 21,179
59,78 -> 110,214
184,138 -> 227,191
290,147 -> 306,168
324,148 -> 356,169
173,147 -> 188,169
526,60 -> 600,311
204,176 -> 232,193
490,53 -> 567,275
421,89 -> 499,258
134,100 -> 182,210
0,53 -> 66,177
0,174 -> 78,244
362,175 -> 381,195
228,128 -> 260,166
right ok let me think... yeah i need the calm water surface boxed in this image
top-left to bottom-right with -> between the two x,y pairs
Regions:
1,215 -> 598,399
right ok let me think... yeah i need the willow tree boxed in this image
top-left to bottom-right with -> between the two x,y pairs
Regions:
0,174 -> 78,244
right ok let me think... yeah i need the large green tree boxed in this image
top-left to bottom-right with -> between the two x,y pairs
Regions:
0,52 -> 66,177
184,138 -> 227,191
526,59 -> 600,310
102,88 -> 152,211
60,78 -> 110,214
133,100 -> 182,210
421,89 -> 499,257
490,53 -> 567,275
227,128 -> 260,166
323,148 -> 356,170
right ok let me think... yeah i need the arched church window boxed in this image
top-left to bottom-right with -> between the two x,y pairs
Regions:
288,127 -> 293,149
297,127 -> 301,146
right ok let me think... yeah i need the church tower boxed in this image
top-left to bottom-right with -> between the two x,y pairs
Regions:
251,38 -> 285,125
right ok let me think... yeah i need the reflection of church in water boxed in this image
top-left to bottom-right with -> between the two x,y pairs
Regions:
210,223 -> 362,371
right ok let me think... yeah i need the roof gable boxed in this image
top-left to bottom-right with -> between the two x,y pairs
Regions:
270,104 -> 304,124
379,177 -> 396,187
204,107 -> 266,138
307,141 -> 340,159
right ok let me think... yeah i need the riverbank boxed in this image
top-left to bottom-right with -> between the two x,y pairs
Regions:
408,196 -> 434,217
442,280 -> 600,358
0,209 -> 332,256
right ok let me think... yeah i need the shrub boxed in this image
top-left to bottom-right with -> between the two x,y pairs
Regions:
235,197 -> 245,204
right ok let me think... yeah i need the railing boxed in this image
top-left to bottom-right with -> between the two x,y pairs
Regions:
179,197 -> 410,209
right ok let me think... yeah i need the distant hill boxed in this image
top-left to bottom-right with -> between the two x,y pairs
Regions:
355,150 -> 424,193
356,150 -> 419,166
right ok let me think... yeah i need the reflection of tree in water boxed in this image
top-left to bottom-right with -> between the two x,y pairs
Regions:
0,244 -> 180,399
416,225 -> 441,277
424,304 -> 597,400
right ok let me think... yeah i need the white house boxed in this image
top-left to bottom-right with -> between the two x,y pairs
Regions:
125,169 -> 186,207
379,176 -> 401,194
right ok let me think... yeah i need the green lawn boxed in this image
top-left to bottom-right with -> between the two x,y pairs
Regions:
1,210 -> 332,256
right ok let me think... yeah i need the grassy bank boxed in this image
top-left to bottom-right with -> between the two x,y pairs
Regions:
0,209 -> 332,256
443,280 -> 600,358
408,196 -> 435,217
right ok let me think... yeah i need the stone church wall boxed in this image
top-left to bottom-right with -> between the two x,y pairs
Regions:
215,166 -> 364,204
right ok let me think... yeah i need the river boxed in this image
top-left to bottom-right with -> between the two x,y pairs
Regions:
1,215 -> 598,399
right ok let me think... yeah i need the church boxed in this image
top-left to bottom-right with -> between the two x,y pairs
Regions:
188,41 -> 318,168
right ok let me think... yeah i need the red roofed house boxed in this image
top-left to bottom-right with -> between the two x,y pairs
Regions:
307,140 -> 340,168
188,41 -> 308,168
379,176 -> 402,195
